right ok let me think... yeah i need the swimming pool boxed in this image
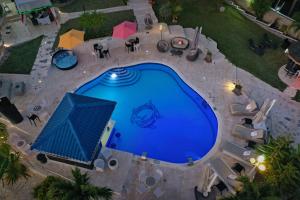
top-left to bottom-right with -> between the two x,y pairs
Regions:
76,63 -> 218,163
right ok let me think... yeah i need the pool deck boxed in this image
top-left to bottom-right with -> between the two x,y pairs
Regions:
1,24 -> 300,199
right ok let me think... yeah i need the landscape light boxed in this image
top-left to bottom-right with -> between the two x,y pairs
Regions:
250,157 -> 256,164
257,155 -> 265,163
258,164 -> 266,171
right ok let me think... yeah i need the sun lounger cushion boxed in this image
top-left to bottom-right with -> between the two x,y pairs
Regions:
222,141 -> 255,167
230,100 -> 258,116
232,125 -> 265,144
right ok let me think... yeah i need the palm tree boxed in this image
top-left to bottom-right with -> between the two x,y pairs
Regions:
33,168 -> 113,200
0,143 -> 30,186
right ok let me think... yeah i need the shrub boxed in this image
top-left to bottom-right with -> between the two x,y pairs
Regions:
250,0 -> 272,20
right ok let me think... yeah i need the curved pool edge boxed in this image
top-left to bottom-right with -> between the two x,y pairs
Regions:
73,60 -> 224,167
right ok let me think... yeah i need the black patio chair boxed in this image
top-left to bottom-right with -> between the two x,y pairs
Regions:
281,39 -> 291,49
248,39 -> 264,56
232,163 -> 245,175
214,181 -> 228,196
103,49 -> 111,58
125,42 -> 132,53
93,44 -> 99,52
134,37 -> 140,44
170,49 -> 183,56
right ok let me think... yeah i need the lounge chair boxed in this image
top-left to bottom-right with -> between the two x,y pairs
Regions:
221,141 -> 256,167
232,124 -> 266,144
101,148 -> 113,161
229,100 -> 258,116
153,187 -> 165,198
208,157 -> 243,195
242,99 -> 276,130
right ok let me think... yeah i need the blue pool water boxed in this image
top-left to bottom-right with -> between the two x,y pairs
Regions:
76,63 -> 218,163
52,50 -> 78,70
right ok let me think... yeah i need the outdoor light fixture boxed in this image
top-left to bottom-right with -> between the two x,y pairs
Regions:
249,154 -> 267,176
232,65 -> 242,96
159,24 -> 163,40
110,73 -> 117,79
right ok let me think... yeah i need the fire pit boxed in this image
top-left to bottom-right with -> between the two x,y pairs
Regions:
171,37 -> 189,49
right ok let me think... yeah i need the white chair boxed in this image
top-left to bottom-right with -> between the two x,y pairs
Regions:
101,148 -> 113,161
134,43 -> 141,52
136,183 -> 149,194
94,158 -> 105,172
153,187 -> 165,198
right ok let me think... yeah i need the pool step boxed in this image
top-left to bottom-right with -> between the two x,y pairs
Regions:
98,68 -> 141,87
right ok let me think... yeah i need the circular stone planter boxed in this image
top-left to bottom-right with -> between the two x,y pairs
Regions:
108,158 -> 118,170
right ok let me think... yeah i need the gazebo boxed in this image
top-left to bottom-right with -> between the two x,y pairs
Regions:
31,93 -> 116,169
14,0 -> 56,25
285,42 -> 300,76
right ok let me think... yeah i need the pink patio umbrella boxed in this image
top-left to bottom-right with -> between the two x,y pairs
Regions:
291,78 -> 300,89
112,21 -> 137,39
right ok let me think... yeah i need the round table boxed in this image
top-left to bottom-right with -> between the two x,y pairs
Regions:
145,176 -> 156,187
96,45 -> 104,58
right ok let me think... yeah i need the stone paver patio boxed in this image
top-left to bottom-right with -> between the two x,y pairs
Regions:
1,23 -> 300,199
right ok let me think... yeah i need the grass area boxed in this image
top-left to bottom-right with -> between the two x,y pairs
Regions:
154,0 -> 288,91
294,91 -> 300,102
0,36 -> 43,74
53,10 -> 135,48
57,0 -> 125,13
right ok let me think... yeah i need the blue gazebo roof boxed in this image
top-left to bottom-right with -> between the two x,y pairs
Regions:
31,93 -> 116,163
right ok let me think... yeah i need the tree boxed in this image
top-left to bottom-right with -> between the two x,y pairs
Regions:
0,143 -> 30,186
33,168 -> 113,200
250,0 -> 272,20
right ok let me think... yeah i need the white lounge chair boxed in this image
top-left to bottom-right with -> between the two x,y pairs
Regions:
221,140 -> 256,167
252,99 -> 276,130
229,100 -> 258,116
153,187 -> 165,198
208,158 -> 243,195
101,148 -> 113,161
232,124 -> 266,144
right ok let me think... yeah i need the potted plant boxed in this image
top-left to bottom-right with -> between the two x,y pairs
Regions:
204,50 -> 212,63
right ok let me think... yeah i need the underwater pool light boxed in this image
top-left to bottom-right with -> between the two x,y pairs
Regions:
111,73 -> 117,79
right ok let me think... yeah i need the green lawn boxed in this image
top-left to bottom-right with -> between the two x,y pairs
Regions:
57,0 -> 125,13
0,36 -> 43,74
154,0 -> 288,91
53,10 -> 135,48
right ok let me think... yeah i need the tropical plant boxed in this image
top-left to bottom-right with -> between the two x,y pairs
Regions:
33,168 -> 113,200
0,143 -> 30,186
169,0 -> 182,23
289,11 -> 300,36
0,122 -> 8,144
221,176 -> 280,200
250,0 -> 272,20
256,136 -> 300,199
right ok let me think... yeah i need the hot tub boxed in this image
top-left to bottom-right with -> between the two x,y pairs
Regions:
52,49 -> 78,70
